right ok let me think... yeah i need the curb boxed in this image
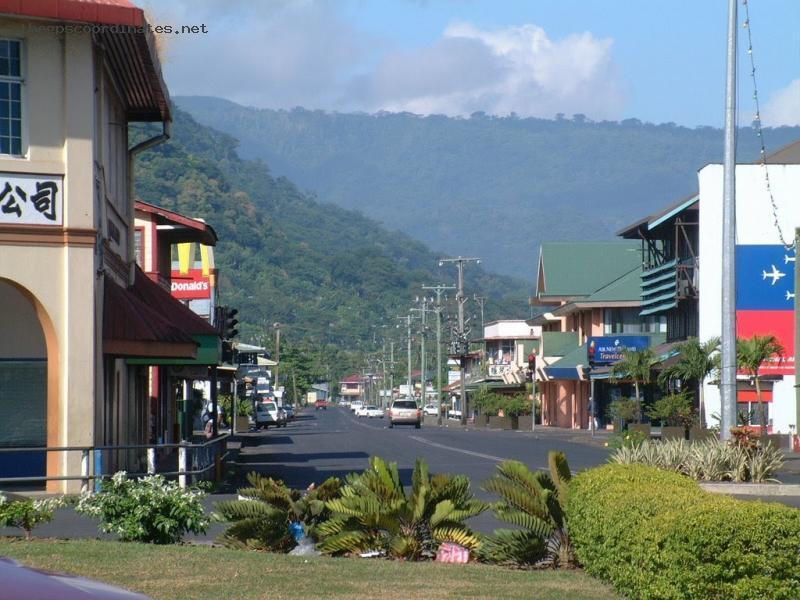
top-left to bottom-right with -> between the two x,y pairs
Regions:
700,482 -> 800,497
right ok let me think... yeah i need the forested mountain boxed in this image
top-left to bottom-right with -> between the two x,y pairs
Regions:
177,96 -> 800,279
132,109 -> 532,380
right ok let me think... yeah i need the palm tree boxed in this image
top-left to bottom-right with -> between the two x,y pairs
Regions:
737,335 -> 784,437
657,337 -> 720,429
610,348 -> 657,419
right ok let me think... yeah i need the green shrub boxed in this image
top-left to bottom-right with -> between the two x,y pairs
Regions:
316,456 -> 487,560
609,438 -> 784,482
567,464 -> 800,599
646,392 -> 694,427
479,451 -> 573,567
606,429 -> 648,449
76,472 -> 209,544
0,494 -> 68,540
609,397 -> 640,425
214,473 -> 342,551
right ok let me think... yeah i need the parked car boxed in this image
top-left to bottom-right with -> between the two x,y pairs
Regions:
364,405 -> 384,418
255,401 -> 286,429
283,405 -> 295,420
388,399 -> 421,428
355,404 -> 368,417
0,557 -> 149,599
315,399 -> 327,410
349,400 -> 364,413
423,403 -> 439,417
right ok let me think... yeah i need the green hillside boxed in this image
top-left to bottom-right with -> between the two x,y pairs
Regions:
132,109 -> 532,380
176,96 -> 800,279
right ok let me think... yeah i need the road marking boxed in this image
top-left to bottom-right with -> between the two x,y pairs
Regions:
408,436 -> 508,462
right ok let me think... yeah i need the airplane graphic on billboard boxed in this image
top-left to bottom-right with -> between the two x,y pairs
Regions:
762,265 -> 786,286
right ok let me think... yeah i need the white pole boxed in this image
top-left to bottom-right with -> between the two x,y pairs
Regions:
80,449 -> 90,494
178,445 -> 187,488
720,0 -> 738,440
147,447 -> 156,475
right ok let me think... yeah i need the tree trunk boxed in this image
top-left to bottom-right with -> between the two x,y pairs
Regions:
634,381 -> 641,423
756,375 -> 767,437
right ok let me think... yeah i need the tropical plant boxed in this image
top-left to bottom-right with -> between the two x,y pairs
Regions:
472,385 -> 501,416
315,457 -> 487,560
609,438 -> 784,483
737,334 -> 784,436
609,397 -> 640,427
606,429 -> 648,450
75,472 -> 209,544
645,392 -> 694,428
610,348 -> 657,419
479,451 -> 574,568
0,494 -> 68,540
499,394 -> 532,418
657,337 -> 719,428
214,473 -> 342,551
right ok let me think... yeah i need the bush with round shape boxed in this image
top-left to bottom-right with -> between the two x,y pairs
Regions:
567,464 -> 800,599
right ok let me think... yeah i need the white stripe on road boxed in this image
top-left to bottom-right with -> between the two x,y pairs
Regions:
408,436 -> 508,463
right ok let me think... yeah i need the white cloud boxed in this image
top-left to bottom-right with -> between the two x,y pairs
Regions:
763,79 -> 800,126
144,1 -> 625,119
349,22 -> 625,119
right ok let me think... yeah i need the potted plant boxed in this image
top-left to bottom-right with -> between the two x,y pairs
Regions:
473,386 -> 498,427
646,392 -> 693,440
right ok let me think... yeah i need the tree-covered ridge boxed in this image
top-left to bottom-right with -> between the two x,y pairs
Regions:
176,96 -> 800,279
132,108 -> 531,381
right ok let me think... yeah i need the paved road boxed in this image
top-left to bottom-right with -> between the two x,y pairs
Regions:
233,406 -> 609,532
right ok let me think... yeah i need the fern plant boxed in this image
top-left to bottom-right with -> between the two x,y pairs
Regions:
316,456 -> 487,560
214,473 -> 342,551
479,451 -> 574,568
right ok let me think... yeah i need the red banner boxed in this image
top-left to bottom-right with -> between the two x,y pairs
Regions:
736,310 -> 794,375
170,269 -> 211,300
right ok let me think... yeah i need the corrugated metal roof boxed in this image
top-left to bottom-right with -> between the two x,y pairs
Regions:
536,241 -> 641,299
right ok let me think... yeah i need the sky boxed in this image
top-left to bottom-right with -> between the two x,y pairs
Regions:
143,0 -> 800,128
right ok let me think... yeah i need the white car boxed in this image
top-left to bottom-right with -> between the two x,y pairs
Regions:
447,409 -> 462,420
255,401 -> 286,429
423,403 -> 438,417
350,400 -> 364,412
364,405 -> 384,418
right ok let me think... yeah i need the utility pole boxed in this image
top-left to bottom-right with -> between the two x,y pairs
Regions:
412,298 -> 435,406
424,284 -> 455,426
273,323 -> 282,404
397,315 -> 416,400
439,257 -> 480,425
381,341 -> 388,408
389,340 -> 395,403
720,0 -> 737,440
473,294 -> 486,330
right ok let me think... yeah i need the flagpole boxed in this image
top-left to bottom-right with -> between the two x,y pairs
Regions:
720,0 -> 738,440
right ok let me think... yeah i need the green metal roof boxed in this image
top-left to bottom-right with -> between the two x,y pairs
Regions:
541,331 -> 579,357
544,343 -> 588,380
582,267 -> 642,303
537,241 -> 641,298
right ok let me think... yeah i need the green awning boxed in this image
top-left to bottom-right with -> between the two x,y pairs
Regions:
127,334 -> 220,366
544,343 -> 588,380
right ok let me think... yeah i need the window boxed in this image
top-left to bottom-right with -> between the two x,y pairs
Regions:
0,39 -> 22,156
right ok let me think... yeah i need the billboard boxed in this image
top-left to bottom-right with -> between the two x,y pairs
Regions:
735,244 -> 795,375
587,335 -> 650,366
170,269 -> 211,300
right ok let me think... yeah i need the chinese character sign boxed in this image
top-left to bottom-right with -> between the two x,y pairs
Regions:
0,173 -> 62,226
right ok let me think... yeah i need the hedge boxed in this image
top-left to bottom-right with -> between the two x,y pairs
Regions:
566,464 -> 800,600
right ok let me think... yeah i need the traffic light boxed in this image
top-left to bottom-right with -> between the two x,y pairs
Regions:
224,307 -> 239,339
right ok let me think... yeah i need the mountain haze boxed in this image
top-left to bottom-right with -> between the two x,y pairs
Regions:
176,96 -> 800,279
133,108 -> 531,378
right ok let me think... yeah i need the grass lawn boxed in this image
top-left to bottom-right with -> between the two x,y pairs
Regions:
0,538 -> 618,599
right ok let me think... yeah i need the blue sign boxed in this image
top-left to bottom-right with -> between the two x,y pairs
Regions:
587,336 -> 650,365
736,244 -> 795,310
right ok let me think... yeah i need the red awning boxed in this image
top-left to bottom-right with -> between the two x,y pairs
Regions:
737,389 -> 773,403
130,267 -> 218,337
103,274 -> 197,358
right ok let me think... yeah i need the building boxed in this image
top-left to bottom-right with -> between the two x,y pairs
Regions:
339,374 -> 364,399
699,141 -> 800,434
0,1 -> 206,490
530,242 -> 664,428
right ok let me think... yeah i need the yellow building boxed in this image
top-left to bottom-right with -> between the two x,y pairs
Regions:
0,1 -> 186,491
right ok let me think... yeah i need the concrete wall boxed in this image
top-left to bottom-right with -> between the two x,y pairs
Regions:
699,163 -> 800,434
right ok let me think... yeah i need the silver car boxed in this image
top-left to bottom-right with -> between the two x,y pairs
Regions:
388,399 -> 421,428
